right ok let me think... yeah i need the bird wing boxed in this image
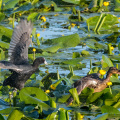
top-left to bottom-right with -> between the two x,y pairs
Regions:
67,78 -> 98,105
8,20 -> 33,65
76,78 -> 98,95
0,61 -> 34,73
0,61 -> 23,72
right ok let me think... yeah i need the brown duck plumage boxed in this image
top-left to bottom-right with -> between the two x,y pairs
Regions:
67,67 -> 120,106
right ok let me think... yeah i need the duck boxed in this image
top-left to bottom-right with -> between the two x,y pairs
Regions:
0,19 -> 47,90
67,67 -> 120,105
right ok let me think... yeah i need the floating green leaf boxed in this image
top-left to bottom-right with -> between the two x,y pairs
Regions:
101,105 -> 120,114
87,14 -> 119,32
58,108 -> 67,120
86,39 -> 107,50
102,55 -> 113,67
44,33 -> 80,49
62,0 -> 80,4
3,0 -> 20,9
62,58 -> 83,65
94,113 -> 108,120
14,3 -> 32,12
69,88 -> 80,105
0,25 -> 12,38
0,107 -> 16,114
43,45 -> 61,53
8,110 -> 24,120
0,41 -> 9,49
87,91 -> 103,103
0,13 -> 5,22
27,12 -> 40,22
19,87 -> 50,110
81,50 -> 89,56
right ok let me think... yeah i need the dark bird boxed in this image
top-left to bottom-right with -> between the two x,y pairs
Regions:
0,20 -> 47,90
67,67 -> 120,105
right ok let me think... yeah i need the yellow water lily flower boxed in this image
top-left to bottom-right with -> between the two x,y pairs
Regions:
80,114 -> 84,119
51,4 -> 54,7
71,23 -> 76,27
103,2 -> 109,6
19,13 -> 22,16
33,48 -> 36,52
69,102 -> 72,106
99,70 -> 106,75
54,13 -> 59,16
107,82 -> 112,86
111,46 -> 114,51
45,90 -> 50,93
50,85 -> 56,90
37,33 -> 40,37
41,16 -> 46,22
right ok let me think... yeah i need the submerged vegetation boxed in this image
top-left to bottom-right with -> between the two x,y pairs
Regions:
1,0 -> 120,119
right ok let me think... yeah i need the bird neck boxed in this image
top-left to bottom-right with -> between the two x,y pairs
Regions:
104,72 -> 112,83
32,62 -> 39,68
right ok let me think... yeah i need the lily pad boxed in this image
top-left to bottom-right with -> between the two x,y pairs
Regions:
62,58 -> 83,65
0,25 -> 12,38
93,113 -> 108,120
27,12 -> 40,22
87,14 -> 119,32
86,39 -> 107,50
43,45 -> 61,53
43,33 -> 80,49
0,13 -> 5,22
19,87 -> 50,110
102,55 -> 113,68
101,105 -> 120,114
8,110 -> 24,120
0,41 -> 9,49
3,0 -> 20,10
62,0 -> 80,4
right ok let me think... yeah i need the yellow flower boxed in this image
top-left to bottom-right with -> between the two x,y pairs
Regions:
30,35 -> 32,38
54,13 -> 59,16
9,92 -> 12,95
45,70 -> 49,73
71,23 -> 76,27
50,85 -> 56,90
45,90 -> 50,93
19,13 -> 22,16
37,33 -> 40,37
80,114 -> 84,119
111,46 -> 114,51
51,4 -> 54,7
41,16 -> 46,22
107,82 -> 112,86
69,102 -> 72,106
103,2 -> 109,6
118,17 -> 120,19
62,34 -> 64,36
33,48 -> 36,52
80,115 -> 84,119
99,70 -> 106,75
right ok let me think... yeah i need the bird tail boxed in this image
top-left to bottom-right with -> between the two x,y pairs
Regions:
66,96 -> 74,106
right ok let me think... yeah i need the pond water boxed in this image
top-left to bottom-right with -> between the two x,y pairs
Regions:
1,11 -> 120,119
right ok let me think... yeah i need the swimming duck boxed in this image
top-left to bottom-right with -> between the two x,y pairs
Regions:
67,67 -> 120,105
0,20 -> 47,90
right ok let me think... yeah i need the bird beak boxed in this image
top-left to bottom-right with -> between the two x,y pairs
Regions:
44,60 -> 48,65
